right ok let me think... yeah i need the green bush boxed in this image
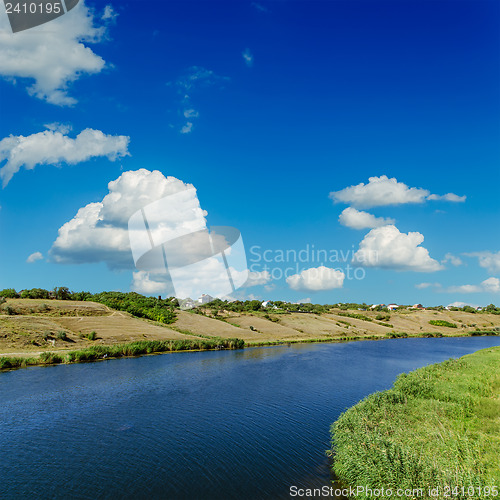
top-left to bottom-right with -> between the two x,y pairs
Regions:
39,352 -> 63,364
429,320 -> 457,328
88,291 -> 177,324
87,331 -> 97,341
56,331 -> 68,341
2,305 -> 15,315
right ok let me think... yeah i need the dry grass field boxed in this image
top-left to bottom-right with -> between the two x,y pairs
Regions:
1,299 -> 499,356
0,299 -> 201,355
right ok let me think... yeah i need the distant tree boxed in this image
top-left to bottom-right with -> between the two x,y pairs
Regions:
70,291 -> 93,301
53,287 -> 71,300
462,306 -> 476,314
0,288 -> 18,298
245,300 -> 262,312
20,288 -> 49,299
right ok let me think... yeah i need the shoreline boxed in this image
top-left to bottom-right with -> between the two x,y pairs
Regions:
330,346 -> 500,497
1,330 -> 498,373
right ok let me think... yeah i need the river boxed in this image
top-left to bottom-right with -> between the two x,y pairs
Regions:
1,336 -> 499,499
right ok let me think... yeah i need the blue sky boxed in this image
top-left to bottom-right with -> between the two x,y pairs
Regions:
0,0 -> 499,306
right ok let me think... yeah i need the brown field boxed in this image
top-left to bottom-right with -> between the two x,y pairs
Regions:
0,299 -> 499,356
0,299 -> 202,355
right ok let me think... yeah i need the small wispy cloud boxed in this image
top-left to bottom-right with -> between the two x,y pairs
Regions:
464,251 -> 500,274
447,277 -> 500,294
415,282 -> 442,290
242,48 -> 254,67
102,5 -> 118,22
427,193 -> 466,203
251,2 -> 268,13
168,66 -> 229,134
27,251 -> 43,263
180,122 -> 193,134
441,253 -> 463,267
183,109 -> 199,119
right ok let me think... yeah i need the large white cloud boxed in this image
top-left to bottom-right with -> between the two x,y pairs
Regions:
353,225 -> 442,272
339,207 -> 395,230
465,251 -> 500,274
447,277 -> 500,294
50,169 -> 206,269
0,127 -> 130,186
0,1 -> 110,105
330,175 -> 465,208
286,266 -> 345,291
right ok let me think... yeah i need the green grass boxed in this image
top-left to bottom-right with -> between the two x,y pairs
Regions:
64,338 -> 244,362
429,319 -> 457,328
337,312 -> 373,322
330,347 -> 500,499
0,338 -> 245,371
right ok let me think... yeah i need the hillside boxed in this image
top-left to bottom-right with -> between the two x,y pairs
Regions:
0,298 -> 499,356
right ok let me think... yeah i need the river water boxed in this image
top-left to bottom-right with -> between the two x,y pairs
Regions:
1,336 -> 499,500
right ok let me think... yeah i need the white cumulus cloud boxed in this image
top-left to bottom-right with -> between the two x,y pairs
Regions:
0,1 -> 109,106
26,251 -> 43,263
50,169 -> 206,269
353,225 -> 443,272
0,127 -> 130,187
330,175 -> 465,208
286,266 -> 345,291
339,207 -> 395,230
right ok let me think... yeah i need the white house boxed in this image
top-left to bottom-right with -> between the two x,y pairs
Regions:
198,294 -> 214,304
387,304 -> 398,311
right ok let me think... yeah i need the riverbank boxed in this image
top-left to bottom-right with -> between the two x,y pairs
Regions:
2,330 -> 499,372
0,337 -> 245,371
330,346 -> 500,499
1,298 -> 499,359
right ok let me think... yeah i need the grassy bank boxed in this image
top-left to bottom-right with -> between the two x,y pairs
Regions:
330,347 -> 500,499
0,337 -> 245,371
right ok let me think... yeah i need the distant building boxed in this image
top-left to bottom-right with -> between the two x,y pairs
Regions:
387,304 -> 398,311
262,300 -> 278,309
198,294 -> 214,304
370,303 -> 386,310
411,303 -> 424,310
182,298 -> 196,309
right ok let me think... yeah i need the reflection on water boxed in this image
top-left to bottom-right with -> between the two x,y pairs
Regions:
1,337 -> 499,500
